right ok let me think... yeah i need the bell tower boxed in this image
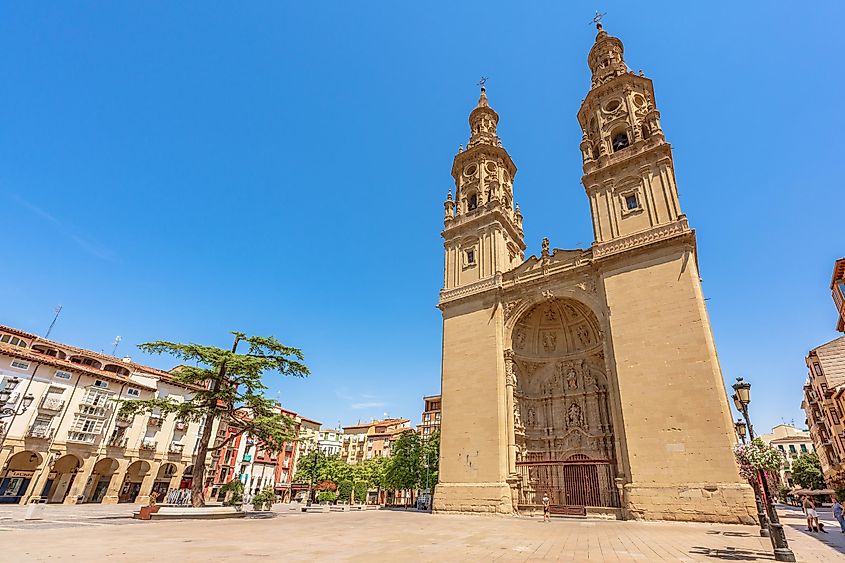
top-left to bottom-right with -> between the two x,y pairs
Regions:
577,23 -> 687,254
576,23 -> 757,522
442,85 -> 525,293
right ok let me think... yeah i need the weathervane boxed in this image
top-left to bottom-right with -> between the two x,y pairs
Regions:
478,76 -> 488,90
590,11 -> 607,30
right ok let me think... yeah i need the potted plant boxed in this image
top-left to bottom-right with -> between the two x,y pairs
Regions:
252,487 -> 275,512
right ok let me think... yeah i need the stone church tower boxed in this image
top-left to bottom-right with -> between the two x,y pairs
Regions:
434,24 -> 757,523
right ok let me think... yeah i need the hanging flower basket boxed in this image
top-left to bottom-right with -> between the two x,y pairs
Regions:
733,438 -> 785,481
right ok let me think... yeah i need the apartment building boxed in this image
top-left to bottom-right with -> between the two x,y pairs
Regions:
801,335 -> 845,489
341,418 -> 410,464
759,424 -> 815,488
0,325 -> 218,505
418,395 -> 441,438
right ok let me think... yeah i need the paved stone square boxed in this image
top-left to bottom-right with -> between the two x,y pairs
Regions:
1,504 -> 844,561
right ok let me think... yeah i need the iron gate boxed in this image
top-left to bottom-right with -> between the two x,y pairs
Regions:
516,456 -> 619,509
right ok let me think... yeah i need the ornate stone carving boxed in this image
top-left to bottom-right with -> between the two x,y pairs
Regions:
504,300 -> 520,320
575,278 -> 597,294
514,328 -> 526,350
542,331 -> 557,353
567,403 -> 584,428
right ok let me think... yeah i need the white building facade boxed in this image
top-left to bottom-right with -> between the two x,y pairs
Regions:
0,325 -> 218,505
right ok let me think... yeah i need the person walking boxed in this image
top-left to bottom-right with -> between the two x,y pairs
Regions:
833,497 -> 845,533
803,495 -> 820,532
542,493 -> 551,523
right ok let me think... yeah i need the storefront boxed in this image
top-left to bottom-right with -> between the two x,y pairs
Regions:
0,470 -> 33,504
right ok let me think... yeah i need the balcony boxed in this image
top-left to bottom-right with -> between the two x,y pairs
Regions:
140,439 -> 158,451
78,404 -> 109,418
107,435 -> 128,448
27,426 -> 55,439
115,415 -> 132,428
38,396 -> 65,413
67,431 -> 97,444
148,415 -> 163,427
168,442 -> 184,454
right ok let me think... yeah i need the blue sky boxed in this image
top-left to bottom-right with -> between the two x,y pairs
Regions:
1,2 -> 842,433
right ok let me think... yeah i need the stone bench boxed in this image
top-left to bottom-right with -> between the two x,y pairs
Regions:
133,506 -> 246,520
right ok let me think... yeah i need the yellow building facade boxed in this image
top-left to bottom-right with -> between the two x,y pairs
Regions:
434,25 -> 756,523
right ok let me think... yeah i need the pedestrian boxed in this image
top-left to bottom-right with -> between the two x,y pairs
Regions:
542,493 -> 551,523
803,495 -> 820,532
833,497 -> 845,533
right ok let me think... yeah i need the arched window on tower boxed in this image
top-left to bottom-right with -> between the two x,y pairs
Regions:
468,193 -> 478,211
611,130 -> 629,152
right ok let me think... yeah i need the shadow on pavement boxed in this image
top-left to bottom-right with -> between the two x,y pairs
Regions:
688,546 -> 774,561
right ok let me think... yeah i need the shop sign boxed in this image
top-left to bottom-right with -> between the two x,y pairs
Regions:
7,470 -> 34,478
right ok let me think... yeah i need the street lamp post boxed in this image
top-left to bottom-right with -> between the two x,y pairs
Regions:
0,378 -> 34,420
734,419 -> 747,445
732,378 -> 796,563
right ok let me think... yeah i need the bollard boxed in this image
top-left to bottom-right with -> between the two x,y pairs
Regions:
24,498 -> 46,521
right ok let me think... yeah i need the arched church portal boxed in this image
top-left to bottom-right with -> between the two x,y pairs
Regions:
510,298 -> 619,510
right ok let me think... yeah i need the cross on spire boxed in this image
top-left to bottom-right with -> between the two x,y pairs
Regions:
590,11 -> 606,30
478,76 -> 488,90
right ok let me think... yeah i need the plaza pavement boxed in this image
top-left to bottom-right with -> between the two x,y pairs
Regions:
0,503 -> 843,561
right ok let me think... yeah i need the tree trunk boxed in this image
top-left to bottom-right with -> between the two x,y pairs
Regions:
190,334 -> 240,508
191,414 -> 214,507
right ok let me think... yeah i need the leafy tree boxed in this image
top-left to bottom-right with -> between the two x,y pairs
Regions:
119,332 -> 309,507
293,449 -> 327,483
384,430 -> 422,505
337,480 -> 353,503
791,452 -> 826,490
353,481 -> 368,504
294,452 -> 351,484
421,430 -> 440,491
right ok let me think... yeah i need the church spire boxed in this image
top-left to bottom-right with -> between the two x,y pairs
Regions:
440,83 -> 525,293
587,24 -> 629,89
467,84 -> 501,149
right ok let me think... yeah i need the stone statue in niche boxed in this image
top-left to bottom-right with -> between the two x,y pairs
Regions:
514,398 -> 522,428
514,328 -> 526,349
542,332 -> 557,353
566,368 -> 578,390
513,328 -> 525,349
576,325 -> 592,347
526,407 -> 536,426
567,403 -> 584,428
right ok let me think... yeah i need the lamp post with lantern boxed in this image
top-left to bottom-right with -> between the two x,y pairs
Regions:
732,377 -> 795,563
0,378 -> 34,420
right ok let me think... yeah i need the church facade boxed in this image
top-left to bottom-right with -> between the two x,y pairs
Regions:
434,25 -> 757,523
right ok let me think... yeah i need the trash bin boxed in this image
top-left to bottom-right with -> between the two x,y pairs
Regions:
24,498 -> 47,521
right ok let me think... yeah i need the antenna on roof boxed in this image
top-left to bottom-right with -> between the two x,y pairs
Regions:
111,336 -> 122,356
45,305 -> 63,339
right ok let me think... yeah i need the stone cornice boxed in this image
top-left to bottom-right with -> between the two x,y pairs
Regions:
592,217 -> 690,259
451,144 -> 517,180
439,274 -> 502,307
442,207 -> 525,251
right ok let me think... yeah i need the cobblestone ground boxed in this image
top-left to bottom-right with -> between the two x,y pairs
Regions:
0,503 -> 843,561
